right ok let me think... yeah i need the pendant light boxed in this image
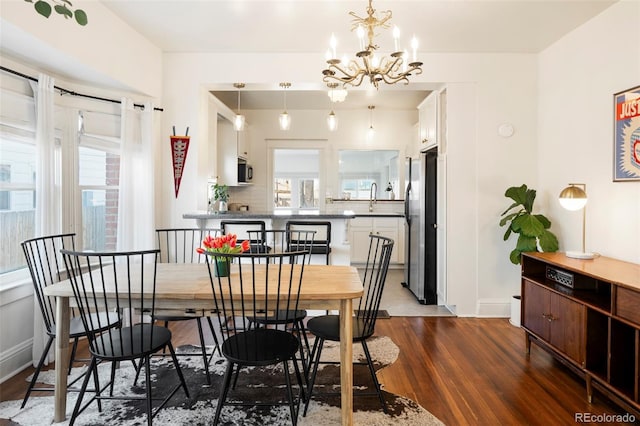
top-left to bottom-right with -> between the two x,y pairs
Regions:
367,105 -> 375,142
233,83 -> 245,131
327,88 -> 338,132
279,82 -> 291,130
327,110 -> 338,131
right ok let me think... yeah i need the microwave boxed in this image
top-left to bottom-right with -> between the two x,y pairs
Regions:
238,163 -> 253,182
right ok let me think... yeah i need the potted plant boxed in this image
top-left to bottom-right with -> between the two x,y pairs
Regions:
499,184 -> 559,265
212,183 -> 229,213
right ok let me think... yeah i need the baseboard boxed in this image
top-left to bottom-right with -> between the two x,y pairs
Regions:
476,298 -> 510,318
0,338 -> 33,384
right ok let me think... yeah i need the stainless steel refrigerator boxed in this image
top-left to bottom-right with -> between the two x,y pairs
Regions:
402,148 -> 437,304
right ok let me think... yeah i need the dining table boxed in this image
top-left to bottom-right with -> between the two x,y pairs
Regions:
43,262 -> 364,426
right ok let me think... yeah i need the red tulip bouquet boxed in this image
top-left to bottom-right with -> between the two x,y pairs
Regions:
197,234 -> 249,276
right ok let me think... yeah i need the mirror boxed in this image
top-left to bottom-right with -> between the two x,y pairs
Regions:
338,150 -> 399,200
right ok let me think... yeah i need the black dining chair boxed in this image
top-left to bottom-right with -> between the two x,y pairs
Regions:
60,248 -> 190,426
205,250 -> 309,426
303,234 -> 394,416
154,228 -> 222,384
285,221 -> 331,264
246,229 -> 317,372
20,233 -> 120,409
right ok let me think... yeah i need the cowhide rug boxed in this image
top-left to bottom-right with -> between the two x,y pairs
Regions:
0,336 -> 444,425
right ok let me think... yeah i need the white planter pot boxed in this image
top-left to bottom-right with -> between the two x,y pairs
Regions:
218,200 -> 228,213
510,295 -> 521,327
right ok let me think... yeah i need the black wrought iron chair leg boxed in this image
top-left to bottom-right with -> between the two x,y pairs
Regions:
292,352 -> 306,402
231,363 -> 241,390
144,355 -> 153,426
133,357 -> 144,387
109,361 -> 117,396
93,358 -> 103,412
68,337 -> 79,375
69,356 -> 97,426
362,340 -> 387,413
21,334 -> 54,408
295,320 -> 311,378
205,316 -> 221,356
167,342 -> 190,398
303,337 -> 324,416
161,320 -> 169,354
283,360 -> 298,426
214,362 -> 235,425
196,317 -> 212,384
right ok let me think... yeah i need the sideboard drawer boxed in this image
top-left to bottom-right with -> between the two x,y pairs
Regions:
616,287 -> 640,325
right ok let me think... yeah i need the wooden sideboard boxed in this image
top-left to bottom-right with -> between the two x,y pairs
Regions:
521,252 -> 640,415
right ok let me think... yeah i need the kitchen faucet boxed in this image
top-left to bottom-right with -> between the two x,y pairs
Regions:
369,182 -> 377,212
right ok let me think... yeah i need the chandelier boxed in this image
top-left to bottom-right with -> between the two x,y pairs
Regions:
322,0 -> 423,89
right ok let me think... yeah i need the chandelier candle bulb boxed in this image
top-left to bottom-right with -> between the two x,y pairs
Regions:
411,36 -> 418,62
393,26 -> 400,51
330,33 -> 337,58
357,25 -> 365,50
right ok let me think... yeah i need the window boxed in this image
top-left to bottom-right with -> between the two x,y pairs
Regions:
76,111 -> 121,251
273,149 -> 320,211
338,150 -> 399,199
0,89 -> 36,275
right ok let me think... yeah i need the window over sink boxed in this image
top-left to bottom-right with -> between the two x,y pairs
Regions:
338,150 -> 399,200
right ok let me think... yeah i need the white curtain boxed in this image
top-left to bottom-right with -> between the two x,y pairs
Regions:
29,74 -> 58,366
116,99 -> 155,251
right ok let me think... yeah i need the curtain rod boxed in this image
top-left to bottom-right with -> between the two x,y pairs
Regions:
0,66 -> 164,112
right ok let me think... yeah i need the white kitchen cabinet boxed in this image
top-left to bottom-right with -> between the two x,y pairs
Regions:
237,125 -> 250,160
217,115 -> 250,186
418,92 -> 437,149
349,217 -> 403,264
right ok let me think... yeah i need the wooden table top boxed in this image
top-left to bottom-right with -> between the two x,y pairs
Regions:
43,263 -> 364,302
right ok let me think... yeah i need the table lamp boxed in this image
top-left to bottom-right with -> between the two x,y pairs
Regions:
558,183 -> 595,259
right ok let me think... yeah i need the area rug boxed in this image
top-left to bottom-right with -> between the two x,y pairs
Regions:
0,336 -> 444,425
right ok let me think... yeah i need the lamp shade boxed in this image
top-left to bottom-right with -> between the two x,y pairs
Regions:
234,114 -> 245,131
559,185 -> 588,211
279,112 -> 290,130
327,110 -> 338,131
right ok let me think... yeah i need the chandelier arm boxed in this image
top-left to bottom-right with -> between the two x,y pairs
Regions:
326,62 -> 358,81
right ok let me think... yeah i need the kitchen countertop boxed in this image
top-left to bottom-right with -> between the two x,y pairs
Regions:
353,212 -> 404,217
184,211 -> 358,220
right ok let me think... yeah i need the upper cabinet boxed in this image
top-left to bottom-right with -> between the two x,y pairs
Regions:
216,114 -> 251,186
237,126 -> 250,160
418,92 -> 438,150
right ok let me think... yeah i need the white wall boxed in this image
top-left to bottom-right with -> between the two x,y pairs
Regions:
538,0 -> 640,264
0,1 -> 163,97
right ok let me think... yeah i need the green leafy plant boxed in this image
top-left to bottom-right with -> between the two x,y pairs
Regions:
25,0 -> 88,26
499,184 -> 559,264
212,183 -> 229,202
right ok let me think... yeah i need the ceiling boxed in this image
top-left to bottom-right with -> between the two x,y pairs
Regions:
2,1 -> 617,111
98,0 -> 614,111
101,0 -> 614,55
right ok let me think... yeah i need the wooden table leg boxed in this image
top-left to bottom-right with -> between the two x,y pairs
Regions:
340,298 -> 353,426
54,296 -> 70,422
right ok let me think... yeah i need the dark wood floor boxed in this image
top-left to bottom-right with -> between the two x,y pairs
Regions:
1,317 -> 635,425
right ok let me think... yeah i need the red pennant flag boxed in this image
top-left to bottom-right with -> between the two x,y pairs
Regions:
170,135 -> 190,198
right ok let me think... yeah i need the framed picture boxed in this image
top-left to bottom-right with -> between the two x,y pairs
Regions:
613,85 -> 640,181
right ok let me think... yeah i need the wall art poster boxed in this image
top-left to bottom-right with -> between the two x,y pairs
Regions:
613,85 -> 640,181
170,135 -> 190,197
